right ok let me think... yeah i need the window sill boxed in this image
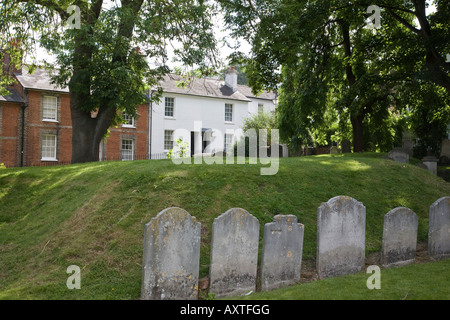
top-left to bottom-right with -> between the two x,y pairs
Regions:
42,119 -> 59,123
122,125 -> 136,129
41,158 -> 58,162
164,117 -> 176,120
224,121 -> 234,125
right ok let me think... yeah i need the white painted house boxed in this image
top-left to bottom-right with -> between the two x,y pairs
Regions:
150,67 -> 277,157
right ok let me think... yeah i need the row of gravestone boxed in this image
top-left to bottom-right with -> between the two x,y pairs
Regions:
141,196 -> 450,300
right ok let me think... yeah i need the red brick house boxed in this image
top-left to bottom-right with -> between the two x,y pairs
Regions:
0,65 -> 150,167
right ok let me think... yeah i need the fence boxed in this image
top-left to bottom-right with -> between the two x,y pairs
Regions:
141,196 -> 450,300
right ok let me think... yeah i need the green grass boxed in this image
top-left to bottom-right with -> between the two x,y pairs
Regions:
228,259 -> 450,300
1,153 -> 449,300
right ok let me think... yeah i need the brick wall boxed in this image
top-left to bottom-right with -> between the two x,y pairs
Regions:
23,90 -> 73,166
0,102 -> 21,167
103,104 -> 149,161
1,87 -> 150,167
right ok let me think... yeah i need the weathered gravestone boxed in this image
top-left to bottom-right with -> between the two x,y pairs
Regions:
209,208 -> 259,297
441,139 -> 450,159
341,140 -> 352,153
260,215 -> 304,291
429,197 -> 450,259
381,207 -> 418,268
317,196 -> 366,279
388,147 -> 409,164
141,207 -> 201,300
329,146 -> 340,154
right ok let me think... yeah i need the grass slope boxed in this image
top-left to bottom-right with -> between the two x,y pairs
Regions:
0,153 -> 449,299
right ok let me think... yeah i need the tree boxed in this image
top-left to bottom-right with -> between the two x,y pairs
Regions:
220,0 -> 449,153
0,0 -> 218,163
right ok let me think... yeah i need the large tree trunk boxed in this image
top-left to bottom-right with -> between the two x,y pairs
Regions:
351,113 -> 364,153
340,19 -> 366,153
70,102 -> 116,163
68,0 -> 143,164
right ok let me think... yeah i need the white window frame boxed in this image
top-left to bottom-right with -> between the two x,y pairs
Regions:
258,103 -> 264,114
42,95 -> 58,122
41,134 -> 57,161
121,139 -> 134,161
164,130 -> 174,151
165,97 -> 175,118
122,112 -> 136,128
225,103 -> 233,122
224,133 -> 234,153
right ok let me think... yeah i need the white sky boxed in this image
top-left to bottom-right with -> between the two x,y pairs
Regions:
27,6 -> 250,71
27,2 -> 436,70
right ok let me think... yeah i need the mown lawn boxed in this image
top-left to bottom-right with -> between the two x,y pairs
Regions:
0,153 -> 449,299
228,259 -> 450,300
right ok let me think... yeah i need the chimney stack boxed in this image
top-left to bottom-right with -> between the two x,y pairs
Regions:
225,66 -> 238,92
1,39 -> 23,77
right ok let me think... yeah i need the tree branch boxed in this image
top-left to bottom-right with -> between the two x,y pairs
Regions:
385,8 -> 421,34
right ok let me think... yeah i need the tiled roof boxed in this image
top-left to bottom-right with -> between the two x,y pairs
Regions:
15,66 -> 69,93
13,67 -> 276,102
158,74 -> 276,102
158,74 -> 251,102
0,88 -> 24,103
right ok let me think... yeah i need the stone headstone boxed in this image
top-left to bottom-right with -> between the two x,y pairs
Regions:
388,147 -> 409,164
260,215 -> 304,291
316,196 -> 366,279
341,140 -> 352,153
429,197 -> 450,259
381,207 -> 418,268
422,155 -> 438,175
141,207 -> 201,300
209,208 -> 259,297
402,130 -> 414,156
330,146 -> 340,154
441,139 -> 450,158
280,144 -> 289,158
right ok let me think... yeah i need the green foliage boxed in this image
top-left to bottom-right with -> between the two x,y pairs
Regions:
167,138 -> 190,159
233,111 -> 278,156
0,163 -> 6,169
220,0 -> 450,153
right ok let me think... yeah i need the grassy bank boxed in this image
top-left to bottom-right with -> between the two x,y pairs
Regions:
1,153 -> 449,299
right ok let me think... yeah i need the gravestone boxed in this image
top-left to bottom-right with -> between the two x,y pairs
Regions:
441,139 -> 450,159
429,197 -> 450,259
330,146 -> 340,154
141,207 -> 201,300
316,196 -> 366,279
381,207 -> 418,268
388,147 -> 409,164
341,140 -> 352,153
422,155 -> 438,175
260,215 -> 304,291
209,208 -> 260,297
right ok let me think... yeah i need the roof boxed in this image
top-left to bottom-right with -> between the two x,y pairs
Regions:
236,84 -> 277,101
15,66 -> 69,93
0,88 -> 24,103
158,74 -> 251,102
158,74 -> 276,102
12,67 -> 276,102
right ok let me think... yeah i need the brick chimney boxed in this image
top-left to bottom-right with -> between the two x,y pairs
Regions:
225,66 -> 238,92
1,39 -> 23,77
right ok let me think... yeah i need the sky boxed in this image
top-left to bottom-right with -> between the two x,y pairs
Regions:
27,4 -> 251,71
26,2 -> 437,70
